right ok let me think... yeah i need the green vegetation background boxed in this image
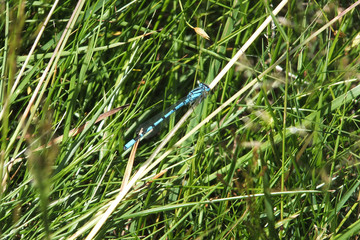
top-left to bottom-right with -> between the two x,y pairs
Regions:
1,0 -> 360,239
